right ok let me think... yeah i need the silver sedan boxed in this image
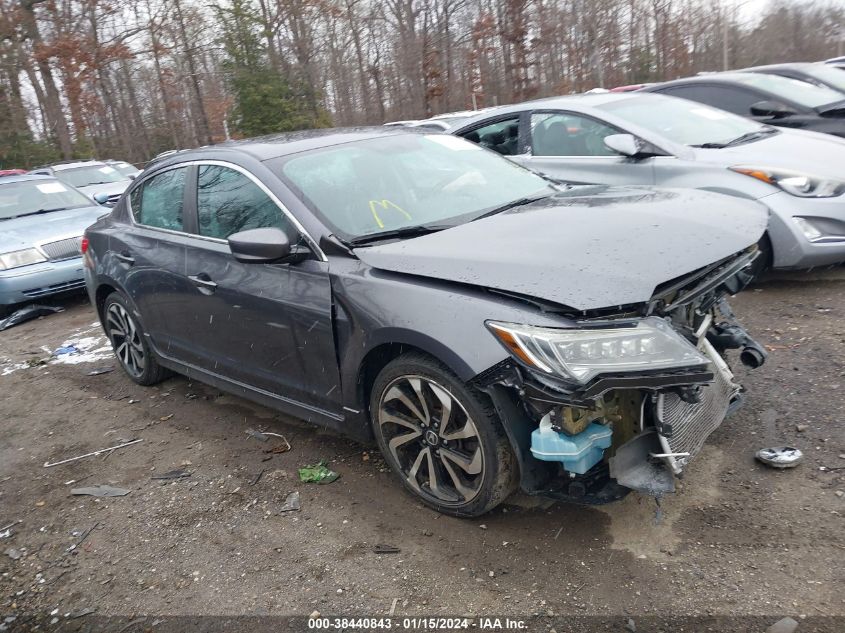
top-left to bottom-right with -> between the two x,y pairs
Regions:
451,92 -> 845,271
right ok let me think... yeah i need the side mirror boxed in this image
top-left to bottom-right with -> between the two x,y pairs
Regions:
750,100 -> 796,118
92,193 -> 110,205
604,133 -> 642,157
228,227 -> 307,264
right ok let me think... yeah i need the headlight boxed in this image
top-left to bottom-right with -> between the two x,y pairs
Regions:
730,166 -> 845,198
0,248 -> 47,271
487,316 -> 710,384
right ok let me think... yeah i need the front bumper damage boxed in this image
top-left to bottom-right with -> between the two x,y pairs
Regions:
477,248 -> 766,503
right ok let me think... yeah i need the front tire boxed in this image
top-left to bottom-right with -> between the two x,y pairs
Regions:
748,233 -> 772,281
370,353 -> 518,517
102,292 -> 170,386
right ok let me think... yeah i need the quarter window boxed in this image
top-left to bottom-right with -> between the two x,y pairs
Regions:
130,167 -> 187,231
196,165 -> 293,240
531,113 -> 621,156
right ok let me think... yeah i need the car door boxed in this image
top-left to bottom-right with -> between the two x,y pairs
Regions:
179,161 -> 341,414
514,110 -> 656,185
113,165 -> 199,359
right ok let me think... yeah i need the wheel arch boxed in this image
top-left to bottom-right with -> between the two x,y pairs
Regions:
94,282 -> 118,321
355,337 -> 475,421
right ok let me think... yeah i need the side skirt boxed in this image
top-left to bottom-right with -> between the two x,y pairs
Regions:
153,353 -> 370,442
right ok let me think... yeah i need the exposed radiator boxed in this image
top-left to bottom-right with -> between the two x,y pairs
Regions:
656,339 -> 740,473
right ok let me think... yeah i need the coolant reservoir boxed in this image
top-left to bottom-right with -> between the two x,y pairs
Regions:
530,415 -> 613,474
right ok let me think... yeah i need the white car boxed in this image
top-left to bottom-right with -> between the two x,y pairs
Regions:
452,92 -> 845,271
30,160 -> 132,207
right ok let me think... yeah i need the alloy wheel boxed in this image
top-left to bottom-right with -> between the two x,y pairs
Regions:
378,375 -> 484,505
106,302 -> 145,378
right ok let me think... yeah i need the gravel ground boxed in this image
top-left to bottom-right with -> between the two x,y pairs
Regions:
1,269 -> 843,631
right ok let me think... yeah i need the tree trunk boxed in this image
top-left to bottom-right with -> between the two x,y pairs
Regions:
20,0 -> 72,157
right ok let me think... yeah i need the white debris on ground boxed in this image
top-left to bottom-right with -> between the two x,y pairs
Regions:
45,335 -> 113,365
1,321 -> 111,375
1,360 -> 31,376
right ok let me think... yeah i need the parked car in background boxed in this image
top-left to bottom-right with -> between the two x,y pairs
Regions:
413,110 -> 498,131
84,128 -> 768,516
0,169 -> 27,178
383,119 -> 418,127
104,160 -> 142,179
740,62 -> 845,95
29,160 -> 133,206
406,115 -> 471,132
610,83 -> 654,92
825,56 -> 845,65
385,110 -> 496,132
451,92 -> 845,272
0,174 -> 108,315
642,72 -> 845,138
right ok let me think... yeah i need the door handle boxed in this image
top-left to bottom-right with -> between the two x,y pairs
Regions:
115,252 -> 134,265
188,274 -> 218,293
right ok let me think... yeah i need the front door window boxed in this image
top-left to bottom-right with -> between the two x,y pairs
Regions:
530,113 -> 621,157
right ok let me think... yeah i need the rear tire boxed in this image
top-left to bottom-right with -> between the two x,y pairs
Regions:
102,292 -> 170,386
370,352 -> 518,517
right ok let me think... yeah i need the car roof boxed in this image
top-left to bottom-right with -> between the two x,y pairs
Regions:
452,91 -> 647,123
160,126 -> 428,163
650,71 -> 809,87
0,173 -> 57,185
740,62 -> 821,73
37,160 -> 107,171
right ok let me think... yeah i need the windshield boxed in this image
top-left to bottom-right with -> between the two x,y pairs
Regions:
731,73 -> 843,108
801,65 -> 845,93
56,164 -> 127,188
271,134 -> 554,241
0,179 -> 93,220
599,95 -> 770,147
109,162 -> 140,177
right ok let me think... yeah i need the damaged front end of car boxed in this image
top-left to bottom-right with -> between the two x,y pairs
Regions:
475,245 -> 766,503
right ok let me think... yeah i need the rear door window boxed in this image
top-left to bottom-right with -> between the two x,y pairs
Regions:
459,116 -> 521,155
195,165 -> 294,240
130,167 -> 187,231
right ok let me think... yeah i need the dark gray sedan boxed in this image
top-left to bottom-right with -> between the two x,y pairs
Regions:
84,128 -> 768,516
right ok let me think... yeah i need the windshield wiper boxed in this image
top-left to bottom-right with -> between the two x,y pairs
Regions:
724,127 -> 777,147
82,181 -> 112,186
10,207 -> 68,219
349,224 -> 451,246
470,193 -> 552,223
692,127 -> 778,149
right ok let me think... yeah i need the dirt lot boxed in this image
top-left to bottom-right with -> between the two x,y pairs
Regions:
1,270 -> 844,631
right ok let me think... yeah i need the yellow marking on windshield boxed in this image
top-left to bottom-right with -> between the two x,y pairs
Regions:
369,199 -> 411,228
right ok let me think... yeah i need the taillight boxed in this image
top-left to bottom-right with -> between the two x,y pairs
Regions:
80,236 -> 89,254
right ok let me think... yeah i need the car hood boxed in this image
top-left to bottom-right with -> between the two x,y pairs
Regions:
75,180 -> 131,199
353,186 -> 767,311
692,128 -> 845,180
0,206 -> 108,253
